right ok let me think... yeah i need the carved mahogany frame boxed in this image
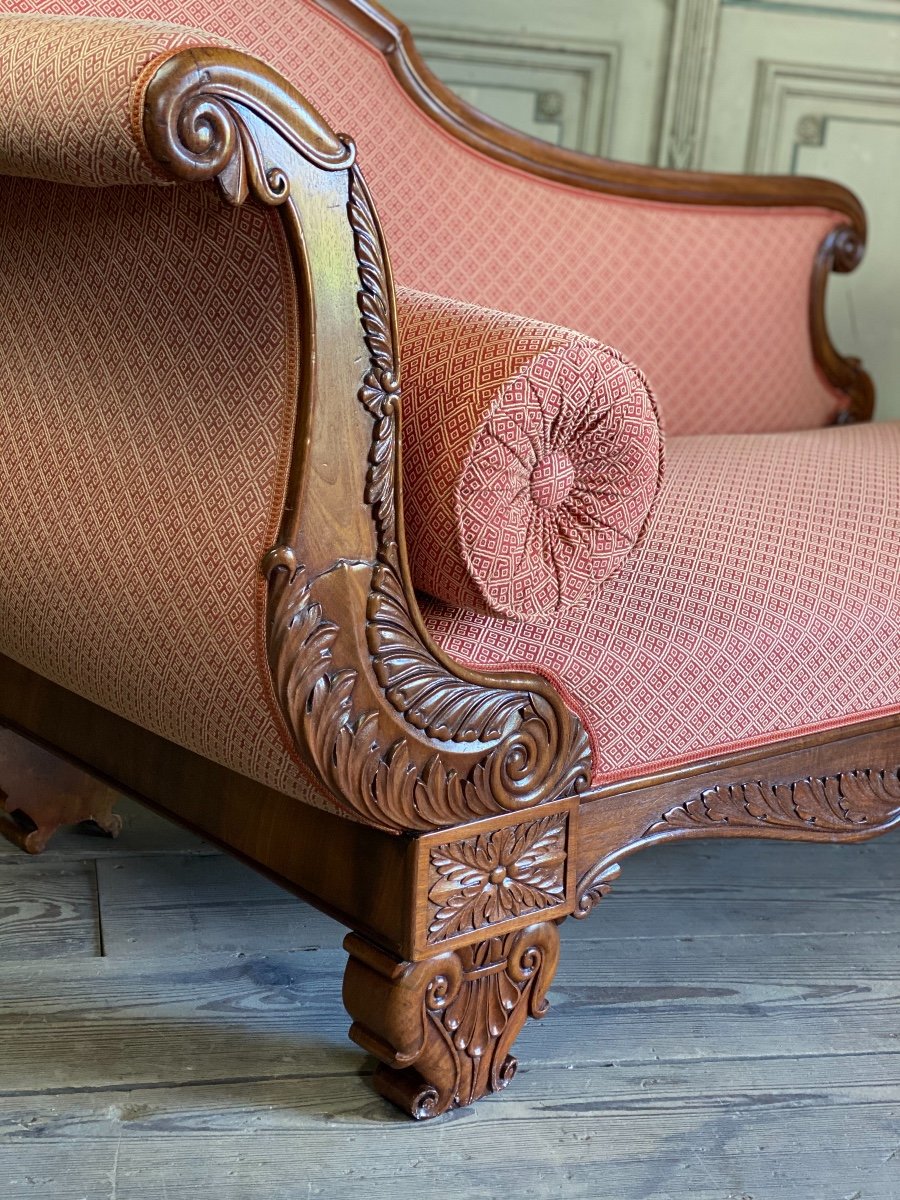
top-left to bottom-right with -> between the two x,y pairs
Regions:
318,0 -> 874,421
0,0 -> 895,1120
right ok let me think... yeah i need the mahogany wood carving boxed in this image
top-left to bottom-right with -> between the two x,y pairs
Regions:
574,730 -> 900,921
142,45 -> 589,835
647,766 -> 900,838
411,798 -> 577,955
317,0 -> 874,422
343,920 -> 559,1119
812,225 -> 875,421
574,862 -> 620,920
0,5 -> 893,1123
0,730 -> 121,854
427,813 -> 567,941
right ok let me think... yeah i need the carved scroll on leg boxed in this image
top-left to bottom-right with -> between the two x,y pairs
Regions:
343,921 -> 560,1119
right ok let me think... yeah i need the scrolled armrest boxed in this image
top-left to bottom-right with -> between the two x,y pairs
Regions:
134,45 -> 591,835
0,13 -> 224,187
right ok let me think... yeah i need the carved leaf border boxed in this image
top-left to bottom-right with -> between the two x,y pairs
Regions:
348,167 -> 542,747
646,767 -> 900,837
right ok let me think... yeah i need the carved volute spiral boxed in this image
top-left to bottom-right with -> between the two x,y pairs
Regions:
829,225 -> 864,274
141,45 -> 591,834
142,47 -> 355,199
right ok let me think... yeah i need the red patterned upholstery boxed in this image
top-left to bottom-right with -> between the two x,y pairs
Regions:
0,176 -> 343,814
0,14 -> 222,186
7,0 -> 849,435
421,422 -> 900,783
397,287 -> 663,619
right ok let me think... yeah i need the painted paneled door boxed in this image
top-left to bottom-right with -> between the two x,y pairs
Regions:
392,0 -> 900,418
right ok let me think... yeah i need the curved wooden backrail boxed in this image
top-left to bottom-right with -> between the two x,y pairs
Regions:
317,0 -> 874,421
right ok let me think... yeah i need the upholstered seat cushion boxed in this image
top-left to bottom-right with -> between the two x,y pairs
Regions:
421,422 -> 900,784
397,287 -> 663,620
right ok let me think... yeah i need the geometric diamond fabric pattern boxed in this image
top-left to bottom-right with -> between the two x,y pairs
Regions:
0,176 -> 340,813
397,287 -> 664,620
421,421 -> 900,784
0,14 -> 225,186
7,0 -> 849,435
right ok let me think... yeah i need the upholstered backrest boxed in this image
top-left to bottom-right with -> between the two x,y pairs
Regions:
6,0 -> 846,435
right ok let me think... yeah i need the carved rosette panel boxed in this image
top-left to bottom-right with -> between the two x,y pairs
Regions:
344,921 -> 560,1120
427,813 -> 567,945
647,766 -> 900,838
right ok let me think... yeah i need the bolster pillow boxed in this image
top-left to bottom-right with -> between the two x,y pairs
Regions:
397,287 -> 664,621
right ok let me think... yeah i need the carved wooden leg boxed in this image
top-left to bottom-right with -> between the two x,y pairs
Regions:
0,731 -> 122,854
343,920 -> 560,1119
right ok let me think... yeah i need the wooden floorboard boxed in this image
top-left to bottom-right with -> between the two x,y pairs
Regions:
0,860 -> 100,959
0,796 -> 898,1198
95,854 -> 332,957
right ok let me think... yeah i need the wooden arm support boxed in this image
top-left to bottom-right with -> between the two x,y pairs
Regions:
140,45 -> 591,841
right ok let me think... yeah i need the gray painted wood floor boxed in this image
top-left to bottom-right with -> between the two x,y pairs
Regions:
1,791 -> 898,1200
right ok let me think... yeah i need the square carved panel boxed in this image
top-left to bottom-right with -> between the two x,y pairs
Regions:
411,797 -> 577,956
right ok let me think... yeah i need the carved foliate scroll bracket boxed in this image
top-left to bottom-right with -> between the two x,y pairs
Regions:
140,46 -> 592,835
573,763 -> 900,919
573,861 -> 620,920
343,920 -> 560,1119
647,765 -> 900,839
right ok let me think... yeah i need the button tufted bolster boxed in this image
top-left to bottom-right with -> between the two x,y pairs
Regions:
397,286 -> 664,621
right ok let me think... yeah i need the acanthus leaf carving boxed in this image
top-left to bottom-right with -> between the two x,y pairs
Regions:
167,73 -> 590,833
646,766 -> 900,837
348,166 -> 399,548
256,158 -> 591,831
573,860 -> 621,919
344,921 -> 560,1119
263,557 -> 590,832
366,553 -> 527,743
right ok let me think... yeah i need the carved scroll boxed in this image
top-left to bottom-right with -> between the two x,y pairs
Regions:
813,224 -> 875,423
264,558 -> 589,831
142,47 -> 592,835
573,763 -> 900,921
573,860 -> 620,919
142,49 -> 356,197
344,921 -> 560,1119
